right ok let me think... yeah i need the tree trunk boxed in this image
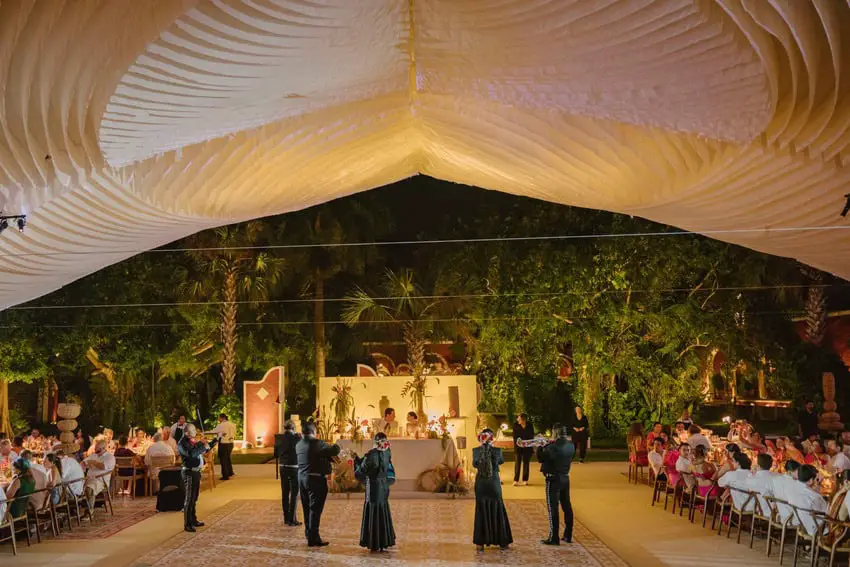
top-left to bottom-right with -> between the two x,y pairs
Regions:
220,268 -> 239,395
702,348 -> 718,402
0,379 -> 12,438
804,271 -> 827,345
581,368 -> 602,436
314,269 -> 326,407
757,356 -> 767,400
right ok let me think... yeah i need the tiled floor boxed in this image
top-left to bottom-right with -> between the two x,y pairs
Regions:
132,499 -> 626,567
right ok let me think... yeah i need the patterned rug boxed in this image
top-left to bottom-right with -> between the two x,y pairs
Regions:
132,499 -> 626,566
55,496 -> 157,540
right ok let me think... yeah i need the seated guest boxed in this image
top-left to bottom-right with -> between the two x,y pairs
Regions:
129,428 -> 148,452
83,439 -> 116,510
787,464 -> 827,536
376,408 -> 400,437
144,432 -> 175,492
19,450 -> 49,510
802,433 -> 819,456
161,426 -> 178,453
675,443 -> 695,489
713,443 -> 741,481
827,439 -> 850,473
627,423 -> 649,466
744,453 -> 776,514
805,440 -> 829,467
0,439 -> 17,467
5,458 -> 35,518
25,428 -> 42,448
114,435 -> 138,492
646,422 -> 666,446
102,428 -> 116,452
740,431 -> 767,453
691,445 -> 717,497
405,411 -> 421,438
772,459 -> 802,525
662,442 -> 681,487
11,436 -> 24,454
687,426 -> 711,451
648,438 -> 666,478
0,475 -> 5,519
782,438 -> 805,464
44,453 -> 63,504
673,421 -> 688,443
57,449 -> 85,498
718,452 -> 754,511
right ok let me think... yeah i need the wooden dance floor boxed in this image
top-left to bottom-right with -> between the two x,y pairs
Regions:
133,499 -> 626,566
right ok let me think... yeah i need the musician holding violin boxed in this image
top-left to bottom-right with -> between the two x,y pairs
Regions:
537,424 -> 575,546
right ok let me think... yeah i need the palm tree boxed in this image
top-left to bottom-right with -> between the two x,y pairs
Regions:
181,221 -> 284,395
802,267 -> 827,346
342,269 -> 466,420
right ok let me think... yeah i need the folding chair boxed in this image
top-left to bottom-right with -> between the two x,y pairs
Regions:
4,494 -> 32,551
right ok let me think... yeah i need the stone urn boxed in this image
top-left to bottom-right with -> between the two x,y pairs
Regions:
819,372 -> 844,433
57,403 -> 81,420
56,402 -> 81,453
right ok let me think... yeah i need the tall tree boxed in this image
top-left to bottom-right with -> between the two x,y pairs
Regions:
343,268 -> 466,420
181,221 -> 284,395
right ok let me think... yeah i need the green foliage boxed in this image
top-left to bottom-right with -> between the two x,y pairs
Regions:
206,394 -> 244,438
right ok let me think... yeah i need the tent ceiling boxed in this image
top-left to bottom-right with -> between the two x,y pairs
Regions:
0,0 -> 849,308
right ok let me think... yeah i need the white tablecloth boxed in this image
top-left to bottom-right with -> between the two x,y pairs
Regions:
337,439 -> 459,480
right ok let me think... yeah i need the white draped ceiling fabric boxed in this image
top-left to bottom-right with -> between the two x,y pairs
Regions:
1,0 -> 850,308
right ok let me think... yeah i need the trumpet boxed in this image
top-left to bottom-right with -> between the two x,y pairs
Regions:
516,436 -> 554,448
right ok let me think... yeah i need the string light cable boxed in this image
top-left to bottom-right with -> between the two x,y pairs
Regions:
5,283 -> 842,311
2,224 -> 850,258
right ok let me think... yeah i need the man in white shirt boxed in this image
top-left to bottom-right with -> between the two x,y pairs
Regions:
212,413 -> 237,481
686,426 -> 711,452
83,439 -> 116,510
744,453 -> 777,515
57,450 -> 85,497
170,415 -> 188,444
376,408 -> 400,437
144,432 -> 175,493
770,459 -> 801,526
161,427 -> 178,453
786,464 -> 828,536
648,438 -> 666,478
718,452 -> 754,511
0,479 -> 6,520
675,443 -> 694,489
827,440 -> 850,473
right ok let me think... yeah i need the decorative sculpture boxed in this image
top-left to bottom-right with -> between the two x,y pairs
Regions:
57,402 -> 81,453
819,372 -> 844,433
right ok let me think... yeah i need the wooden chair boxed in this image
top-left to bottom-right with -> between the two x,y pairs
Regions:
64,478 -> 91,525
689,481 -> 720,528
0,503 -> 19,555
4,494 -> 32,551
146,455 -> 176,496
27,487 -> 58,543
716,487 -> 755,542
747,492 -> 771,549
113,456 -> 144,499
651,469 -> 668,506
790,504 -> 829,567
81,471 -> 115,520
812,517 -> 850,567
765,495 -> 798,563
52,481 -> 75,533
627,444 -> 647,485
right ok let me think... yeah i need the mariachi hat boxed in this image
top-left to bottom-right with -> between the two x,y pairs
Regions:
374,437 -> 390,452
477,429 -> 494,445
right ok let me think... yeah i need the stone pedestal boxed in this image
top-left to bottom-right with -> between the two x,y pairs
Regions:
56,402 -> 80,454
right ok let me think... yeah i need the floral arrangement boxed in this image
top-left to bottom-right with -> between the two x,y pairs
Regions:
426,415 -> 452,448
330,448 -> 363,493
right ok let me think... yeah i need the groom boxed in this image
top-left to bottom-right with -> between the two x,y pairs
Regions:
296,422 -> 340,547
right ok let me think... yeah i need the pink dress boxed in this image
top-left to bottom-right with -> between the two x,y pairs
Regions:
694,468 -> 718,498
663,450 -> 680,486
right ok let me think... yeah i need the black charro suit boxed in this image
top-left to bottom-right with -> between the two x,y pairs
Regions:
274,430 -> 301,524
537,436 -> 575,543
296,435 -> 340,545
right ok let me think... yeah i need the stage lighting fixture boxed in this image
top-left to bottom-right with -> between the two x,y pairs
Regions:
0,219 -> 9,234
17,217 -> 25,232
